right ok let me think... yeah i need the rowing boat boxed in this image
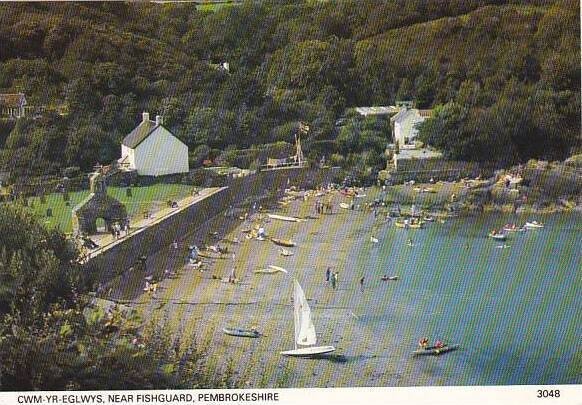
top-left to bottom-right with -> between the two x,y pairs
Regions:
339,202 -> 350,209
279,248 -> 294,257
267,214 -> 305,223
223,327 -> 261,338
271,238 -> 296,247
412,344 -> 460,356
381,276 -> 398,281
525,221 -> 544,229
488,232 -> 507,241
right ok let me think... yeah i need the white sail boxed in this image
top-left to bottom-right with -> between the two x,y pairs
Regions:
293,279 -> 317,347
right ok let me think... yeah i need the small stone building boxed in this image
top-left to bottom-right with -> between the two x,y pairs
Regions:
0,93 -> 27,119
72,171 -> 127,235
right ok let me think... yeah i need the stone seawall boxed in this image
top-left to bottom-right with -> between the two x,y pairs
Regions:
84,167 -> 340,283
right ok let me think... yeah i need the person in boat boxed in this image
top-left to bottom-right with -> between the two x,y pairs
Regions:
419,337 -> 429,348
434,340 -> 445,349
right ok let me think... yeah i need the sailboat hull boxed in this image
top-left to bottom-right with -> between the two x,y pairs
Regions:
280,346 -> 336,357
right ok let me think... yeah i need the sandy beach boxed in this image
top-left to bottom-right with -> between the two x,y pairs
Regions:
103,185 -> 581,387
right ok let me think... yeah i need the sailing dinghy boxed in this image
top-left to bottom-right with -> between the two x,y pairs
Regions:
280,279 -> 335,357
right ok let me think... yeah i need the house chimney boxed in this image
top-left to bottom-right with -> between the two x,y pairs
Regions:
156,115 -> 163,126
142,112 -> 150,122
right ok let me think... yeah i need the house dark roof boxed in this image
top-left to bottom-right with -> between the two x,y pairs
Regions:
0,93 -> 26,108
122,120 -> 158,149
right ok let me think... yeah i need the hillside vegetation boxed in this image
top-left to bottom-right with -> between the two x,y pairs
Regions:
0,0 -> 579,178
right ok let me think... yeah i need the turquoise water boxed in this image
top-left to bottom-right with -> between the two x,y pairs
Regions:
349,212 -> 581,385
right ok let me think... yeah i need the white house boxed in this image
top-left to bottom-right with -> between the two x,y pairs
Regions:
390,107 -> 432,149
119,112 -> 189,176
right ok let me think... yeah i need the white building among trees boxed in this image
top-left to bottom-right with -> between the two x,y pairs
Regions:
119,112 -> 189,176
390,106 -> 432,149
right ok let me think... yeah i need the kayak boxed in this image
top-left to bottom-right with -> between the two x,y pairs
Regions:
223,327 -> 261,338
412,344 -> 460,356
271,238 -> 296,247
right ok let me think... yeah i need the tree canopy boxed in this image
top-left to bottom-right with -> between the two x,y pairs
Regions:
0,0 -> 579,176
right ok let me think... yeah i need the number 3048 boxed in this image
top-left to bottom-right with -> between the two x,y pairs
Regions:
537,389 -> 560,398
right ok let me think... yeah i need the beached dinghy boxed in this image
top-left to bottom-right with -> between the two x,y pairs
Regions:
223,327 -> 261,338
254,265 -> 288,275
271,238 -> 296,247
412,344 -> 460,356
339,202 -> 350,209
267,214 -> 305,223
280,279 -> 336,357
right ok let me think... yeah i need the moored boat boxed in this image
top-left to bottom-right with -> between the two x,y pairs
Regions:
503,224 -> 524,232
412,344 -> 459,356
488,231 -> 507,241
524,221 -> 544,229
395,221 -> 424,229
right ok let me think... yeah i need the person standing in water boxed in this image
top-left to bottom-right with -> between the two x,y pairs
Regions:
331,272 -> 337,289
359,276 -> 365,292
325,267 -> 331,283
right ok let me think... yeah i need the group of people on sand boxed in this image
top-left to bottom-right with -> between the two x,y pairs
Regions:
315,199 -> 333,215
111,219 -> 129,239
325,267 -> 340,289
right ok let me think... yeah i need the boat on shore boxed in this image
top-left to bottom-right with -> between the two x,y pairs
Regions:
525,221 -> 544,229
267,214 -> 305,223
339,202 -> 350,209
223,327 -> 261,338
271,238 -> 296,247
413,344 -> 459,356
280,279 -> 336,357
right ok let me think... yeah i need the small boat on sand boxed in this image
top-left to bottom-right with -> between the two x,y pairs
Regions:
423,216 -> 435,222
413,344 -> 460,356
280,279 -> 335,357
524,221 -> 544,229
223,327 -> 261,338
271,238 -> 296,247
267,214 -> 305,223
254,265 -> 288,275
339,202 -> 350,209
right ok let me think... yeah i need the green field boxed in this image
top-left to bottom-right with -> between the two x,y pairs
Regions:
26,184 -> 195,233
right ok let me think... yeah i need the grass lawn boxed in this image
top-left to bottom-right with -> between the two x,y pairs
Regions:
26,184 -> 195,233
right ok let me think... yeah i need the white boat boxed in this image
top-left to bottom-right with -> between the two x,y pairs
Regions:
370,236 -> 379,243
339,202 -> 350,209
268,265 -> 288,274
267,214 -> 305,223
524,221 -> 544,229
280,279 -> 336,357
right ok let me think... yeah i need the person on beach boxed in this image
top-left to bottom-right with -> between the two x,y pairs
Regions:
325,267 -> 331,283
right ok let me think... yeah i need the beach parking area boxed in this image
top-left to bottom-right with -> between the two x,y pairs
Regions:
106,186 -> 580,387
